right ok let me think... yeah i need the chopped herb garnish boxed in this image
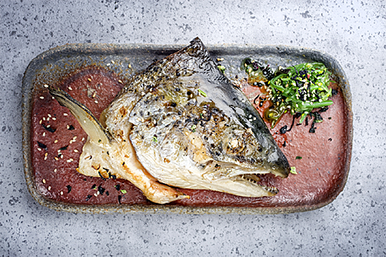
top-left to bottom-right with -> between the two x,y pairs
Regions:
120,189 -> 127,194
290,167 -> 297,174
296,156 -> 302,160
152,136 -> 158,143
198,89 -> 207,97
191,124 -> 196,132
217,65 -> 226,74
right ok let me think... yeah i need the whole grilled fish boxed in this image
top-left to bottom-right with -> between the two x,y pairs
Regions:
49,38 -> 290,204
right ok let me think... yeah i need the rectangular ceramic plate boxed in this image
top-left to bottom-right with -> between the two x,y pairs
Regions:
22,43 -> 353,214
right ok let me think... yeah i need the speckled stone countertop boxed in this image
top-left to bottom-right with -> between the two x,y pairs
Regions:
1,0 -> 385,256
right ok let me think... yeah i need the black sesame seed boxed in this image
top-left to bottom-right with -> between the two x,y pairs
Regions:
42,124 -> 56,133
68,125 -> 75,130
86,195 -> 92,201
59,145 -> 68,151
98,185 -> 105,195
66,185 -> 72,193
37,141 -> 47,149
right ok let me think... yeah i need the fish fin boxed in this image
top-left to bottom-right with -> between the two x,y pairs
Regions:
49,86 -> 112,145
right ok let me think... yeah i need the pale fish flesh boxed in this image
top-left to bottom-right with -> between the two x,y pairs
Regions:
49,38 -> 290,204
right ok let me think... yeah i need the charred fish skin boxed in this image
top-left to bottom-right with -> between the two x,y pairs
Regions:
103,37 -> 290,198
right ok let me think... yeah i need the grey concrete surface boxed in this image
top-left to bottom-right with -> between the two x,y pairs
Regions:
1,0 -> 385,256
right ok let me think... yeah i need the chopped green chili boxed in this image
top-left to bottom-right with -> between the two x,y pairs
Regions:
198,89 -> 207,97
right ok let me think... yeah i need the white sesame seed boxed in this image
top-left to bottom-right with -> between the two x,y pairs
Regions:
74,149 -> 79,153
60,191 -> 63,195
60,155 -> 63,159
40,96 -> 44,100
63,113 -> 68,116
52,97 -> 55,100
48,186 -> 51,190
43,132 -> 46,137
43,117 -> 46,121
68,86 -> 73,91
54,169 -> 57,173
118,80 -> 123,84
47,114 -> 51,117
42,179 -> 46,184
52,117 -> 56,120
111,60 -> 115,64
44,153 -> 48,160
43,84 -> 49,88
94,100 -> 98,104
88,78 -> 92,82
82,137 -> 85,141
39,120 -> 42,124
37,148 -> 41,151
67,158 -> 73,163
54,157 -> 59,161
54,140 -> 58,143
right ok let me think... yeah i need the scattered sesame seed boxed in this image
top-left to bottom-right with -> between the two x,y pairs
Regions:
40,96 -> 44,100
128,64 -> 132,68
60,191 -> 63,195
43,84 -> 49,88
88,78 -> 92,82
48,186 -> 51,190
67,158 -> 73,163
68,86 -> 73,91
82,137 -> 85,141
94,100 -> 98,104
63,113 -> 68,116
74,149 -> 79,153
39,120 -> 42,124
42,179 -> 46,184
54,140 -> 58,143
54,169 -> 57,173
43,117 -> 46,121
118,80 -> 123,84
60,155 -> 63,159
111,60 -> 115,64
47,114 -> 51,117
37,148 -> 42,151
52,117 -> 56,120
42,132 -> 46,137
54,157 -> 59,161
44,153 -> 48,160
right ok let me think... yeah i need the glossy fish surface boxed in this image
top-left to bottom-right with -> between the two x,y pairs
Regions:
50,38 -> 290,204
